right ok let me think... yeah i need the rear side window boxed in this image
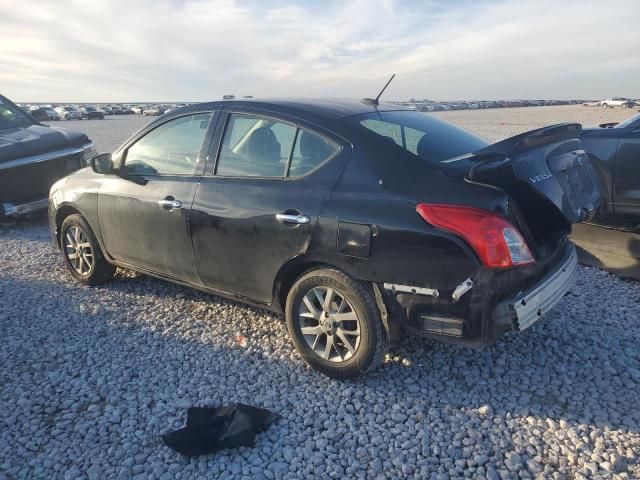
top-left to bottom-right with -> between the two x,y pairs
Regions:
288,129 -> 340,177
123,113 -> 212,175
216,114 -> 296,177
355,111 -> 488,163
216,114 -> 339,178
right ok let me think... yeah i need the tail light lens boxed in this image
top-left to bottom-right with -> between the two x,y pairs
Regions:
416,204 -> 534,268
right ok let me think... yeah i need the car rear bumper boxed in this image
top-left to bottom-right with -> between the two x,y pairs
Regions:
493,243 -> 577,331
382,241 -> 577,347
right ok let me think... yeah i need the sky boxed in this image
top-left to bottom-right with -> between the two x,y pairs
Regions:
1,0 -> 639,102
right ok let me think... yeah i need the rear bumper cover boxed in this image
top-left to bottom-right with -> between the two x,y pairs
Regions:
494,243 -> 577,331
383,241 -> 577,347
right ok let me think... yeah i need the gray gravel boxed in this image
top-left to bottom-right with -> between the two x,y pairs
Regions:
2,106 -> 640,479
44,116 -> 152,154
433,104 -> 635,143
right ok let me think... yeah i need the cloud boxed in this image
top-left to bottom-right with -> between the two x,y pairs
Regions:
1,0 -> 638,101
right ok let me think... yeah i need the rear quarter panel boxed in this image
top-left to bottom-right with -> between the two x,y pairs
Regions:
301,137 -> 507,293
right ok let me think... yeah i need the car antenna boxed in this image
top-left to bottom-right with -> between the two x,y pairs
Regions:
362,74 -> 396,106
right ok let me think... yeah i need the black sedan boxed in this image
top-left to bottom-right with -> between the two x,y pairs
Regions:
80,106 -> 105,120
49,99 -> 601,377
580,112 -> 640,219
0,94 -> 95,218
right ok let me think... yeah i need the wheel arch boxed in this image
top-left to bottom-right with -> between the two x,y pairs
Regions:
54,205 -> 83,247
273,257 -> 335,313
54,204 -> 107,260
272,256 -> 394,337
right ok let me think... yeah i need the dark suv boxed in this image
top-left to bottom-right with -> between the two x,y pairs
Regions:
49,98 -> 602,377
0,94 -> 95,218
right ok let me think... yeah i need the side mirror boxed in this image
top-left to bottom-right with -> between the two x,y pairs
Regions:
91,153 -> 115,174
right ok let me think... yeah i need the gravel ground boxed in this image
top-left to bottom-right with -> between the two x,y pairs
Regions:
432,104 -> 635,143
44,116 -> 152,154
2,106 -> 639,479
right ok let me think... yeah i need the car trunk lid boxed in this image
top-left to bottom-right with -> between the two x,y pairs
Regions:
439,123 -> 603,256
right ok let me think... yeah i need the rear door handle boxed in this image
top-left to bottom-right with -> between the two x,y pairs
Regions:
276,213 -> 311,224
158,198 -> 182,209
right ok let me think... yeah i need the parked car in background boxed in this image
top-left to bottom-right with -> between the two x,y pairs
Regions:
28,107 -> 50,122
143,106 -> 162,116
0,94 -> 95,218
79,106 -> 105,120
598,98 -> 632,108
131,105 -> 144,114
49,98 -> 602,377
42,107 -> 62,121
581,112 -> 640,220
55,106 -> 82,120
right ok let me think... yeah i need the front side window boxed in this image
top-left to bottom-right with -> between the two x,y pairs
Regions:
123,113 -> 212,175
354,111 -> 488,164
216,114 -> 296,177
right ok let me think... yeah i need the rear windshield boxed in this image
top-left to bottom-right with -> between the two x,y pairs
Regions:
351,110 -> 488,163
0,98 -> 35,130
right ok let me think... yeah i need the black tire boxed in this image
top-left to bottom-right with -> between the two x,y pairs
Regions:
60,214 -> 115,286
285,268 -> 388,378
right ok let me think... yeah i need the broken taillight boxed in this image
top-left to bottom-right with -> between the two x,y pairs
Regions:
416,204 -> 534,268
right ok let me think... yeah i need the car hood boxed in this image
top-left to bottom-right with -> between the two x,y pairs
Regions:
0,124 -> 90,164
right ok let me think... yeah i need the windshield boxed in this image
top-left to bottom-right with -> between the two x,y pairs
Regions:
0,97 -> 35,130
615,112 -> 640,129
351,110 -> 488,164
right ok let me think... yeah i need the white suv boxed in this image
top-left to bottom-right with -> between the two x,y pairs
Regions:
599,98 -> 631,108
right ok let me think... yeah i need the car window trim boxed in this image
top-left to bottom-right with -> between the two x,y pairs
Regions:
284,128 -> 300,177
120,111 -> 216,178
208,109 -> 344,180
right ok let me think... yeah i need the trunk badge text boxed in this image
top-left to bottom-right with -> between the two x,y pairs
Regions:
529,173 -> 553,184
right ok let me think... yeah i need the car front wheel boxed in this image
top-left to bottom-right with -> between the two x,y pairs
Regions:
60,214 -> 115,285
285,268 -> 388,378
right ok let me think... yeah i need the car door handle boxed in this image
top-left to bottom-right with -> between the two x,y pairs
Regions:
158,199 -> 182,209
276,213 -> 311,224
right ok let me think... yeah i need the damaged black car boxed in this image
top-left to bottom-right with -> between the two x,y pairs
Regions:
580,112 -> 640,220
0,94 -> 95,218
48,98 -> 602,378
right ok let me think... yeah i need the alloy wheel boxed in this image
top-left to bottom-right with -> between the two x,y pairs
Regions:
298,286 -> 361,362
64,226 -> 94,276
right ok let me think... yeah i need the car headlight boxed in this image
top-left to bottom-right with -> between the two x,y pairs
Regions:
50,177 -> 68,208
81,142 -> 97,166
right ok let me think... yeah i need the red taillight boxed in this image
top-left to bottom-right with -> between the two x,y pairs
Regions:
416,204 -> 534,268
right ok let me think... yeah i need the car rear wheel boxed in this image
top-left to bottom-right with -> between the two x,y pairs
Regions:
285,268 -> 388,378
60,214 -> 115,285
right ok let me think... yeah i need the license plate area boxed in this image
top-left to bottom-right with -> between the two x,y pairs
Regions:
548,150 -> 596,213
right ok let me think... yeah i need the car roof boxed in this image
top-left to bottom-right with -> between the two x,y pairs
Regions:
198,98 -> 408,121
